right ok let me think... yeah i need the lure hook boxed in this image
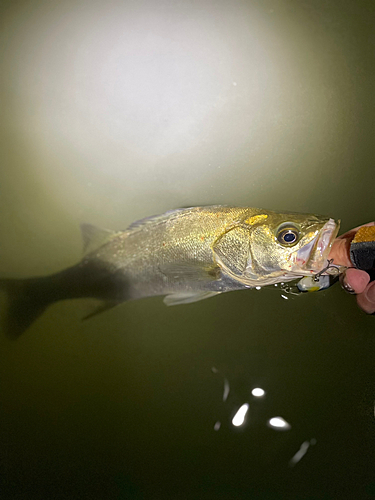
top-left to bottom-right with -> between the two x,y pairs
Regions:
313,259 -> 337,282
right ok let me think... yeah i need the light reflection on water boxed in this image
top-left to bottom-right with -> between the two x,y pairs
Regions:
289,439 -> 317,467
251,387 -> 265,397
267,416 -> 291,431
210,368 -> 323,468
232,403 -> 250,427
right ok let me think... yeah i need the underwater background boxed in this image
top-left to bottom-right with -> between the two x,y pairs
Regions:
0,0 -> 374,498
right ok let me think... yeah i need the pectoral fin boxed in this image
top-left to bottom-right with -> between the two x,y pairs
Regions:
163,291 -> 221,306
159,262 -> 220,283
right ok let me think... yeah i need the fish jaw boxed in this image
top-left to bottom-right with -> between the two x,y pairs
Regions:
295,218 -> 340,275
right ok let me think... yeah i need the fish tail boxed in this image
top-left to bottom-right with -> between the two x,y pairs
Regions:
0,276 -> 59,338
0,260 -> 130,337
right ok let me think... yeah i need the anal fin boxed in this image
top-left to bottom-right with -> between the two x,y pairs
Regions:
82,301 -> 121,320
163,291 -> 221,306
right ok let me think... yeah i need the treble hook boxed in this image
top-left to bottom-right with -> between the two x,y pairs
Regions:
313,259 -> 338,282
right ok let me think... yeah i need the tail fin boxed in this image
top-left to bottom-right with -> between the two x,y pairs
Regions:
0,260 -> 128,338
0,277 -> 55,338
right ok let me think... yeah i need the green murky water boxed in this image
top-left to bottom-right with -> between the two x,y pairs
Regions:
1,0 -> 374,498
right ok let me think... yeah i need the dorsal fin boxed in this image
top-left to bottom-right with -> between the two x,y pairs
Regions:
127,208 -> 189,231
80,223 -> 116,254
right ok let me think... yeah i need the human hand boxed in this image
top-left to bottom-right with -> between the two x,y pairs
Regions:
328,222 -> 375,314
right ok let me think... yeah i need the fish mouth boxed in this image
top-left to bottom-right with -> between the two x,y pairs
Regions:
296,218 -> 340,274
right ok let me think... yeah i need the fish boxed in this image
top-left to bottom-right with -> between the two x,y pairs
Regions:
0,205 -> 339,337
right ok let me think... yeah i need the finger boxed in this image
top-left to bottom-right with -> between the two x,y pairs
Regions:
340,268 -> 370,294
356,282 -> 375,314
328,238 -> 353,267
329,222 -> 375,267
337,221 -> 375,241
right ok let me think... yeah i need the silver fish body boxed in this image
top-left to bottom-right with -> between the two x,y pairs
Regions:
84,205 -> 338,303
0,205 -> 339,336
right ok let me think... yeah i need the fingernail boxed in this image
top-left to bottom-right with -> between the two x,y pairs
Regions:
339,273 -> 356,294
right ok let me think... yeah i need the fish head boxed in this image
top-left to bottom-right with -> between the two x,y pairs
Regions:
246,210 -> 340,284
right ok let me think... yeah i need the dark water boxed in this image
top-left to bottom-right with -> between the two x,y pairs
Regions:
1,0 -> 374,498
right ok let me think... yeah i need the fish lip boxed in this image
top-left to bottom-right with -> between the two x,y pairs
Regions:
296,218 -> 340,274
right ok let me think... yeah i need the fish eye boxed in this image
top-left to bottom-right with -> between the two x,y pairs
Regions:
276,224 -> 300,246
